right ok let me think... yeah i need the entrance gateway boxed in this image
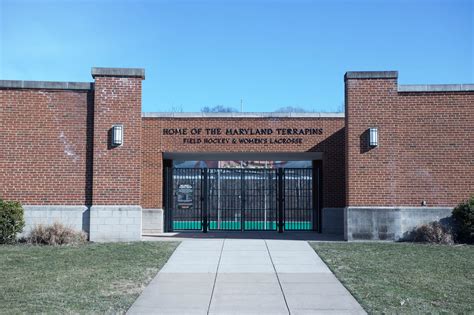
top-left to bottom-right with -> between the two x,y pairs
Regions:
4,68 -> 472,242
163,159 -> 322,233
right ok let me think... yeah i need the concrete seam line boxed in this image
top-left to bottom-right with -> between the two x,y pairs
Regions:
264,239 -> 291,315
207,239 -> 225,315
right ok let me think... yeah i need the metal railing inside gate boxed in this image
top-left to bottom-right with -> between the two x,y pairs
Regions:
283,168 -> 313,230
168,168 -> 315,232
208,169 -> 243,230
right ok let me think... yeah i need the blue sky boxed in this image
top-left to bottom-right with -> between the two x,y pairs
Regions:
1,0 -> 472,112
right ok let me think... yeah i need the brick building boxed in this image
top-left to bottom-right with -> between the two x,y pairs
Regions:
1,68 -> 472,241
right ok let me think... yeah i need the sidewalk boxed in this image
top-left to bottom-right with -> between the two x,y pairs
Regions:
127,239 -> 366,314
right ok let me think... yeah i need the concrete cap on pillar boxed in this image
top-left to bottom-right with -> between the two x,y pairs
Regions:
91,67 -> 145,79
344,71 -> 398,81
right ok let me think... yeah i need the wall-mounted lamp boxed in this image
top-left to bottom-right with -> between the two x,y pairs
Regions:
111,124 -> 123,146
369,127 -> 378,147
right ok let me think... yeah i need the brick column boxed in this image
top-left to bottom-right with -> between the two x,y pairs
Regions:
344,71 -> 400,241
344,71 -> 399,208
89,67 -> 145,242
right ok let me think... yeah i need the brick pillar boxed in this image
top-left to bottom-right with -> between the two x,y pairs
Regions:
344,71 -> 399,208
344,71 -> 399,241
89,67 -> 145,242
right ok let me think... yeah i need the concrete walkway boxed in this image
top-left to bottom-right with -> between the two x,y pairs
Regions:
127,239 -> 366,315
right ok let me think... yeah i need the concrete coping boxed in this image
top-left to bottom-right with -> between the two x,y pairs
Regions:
344,71 -> 398,80
0,80 -> 92,90
142,112 -> 345,118
398,84 -> 474,92
91,67 -> 145,79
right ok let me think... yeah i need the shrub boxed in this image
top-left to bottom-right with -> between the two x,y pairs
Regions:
452,196 -> 474,244
408,222 -> 454,245
27,222 -> 87,245
0,199 -> 25,244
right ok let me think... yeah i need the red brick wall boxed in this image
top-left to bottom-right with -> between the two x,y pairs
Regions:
0,88 -> 93,204
92,76 -> 143,205
5,70 -> 469,212
345,77 -> 474,207
141,117 -> 346,209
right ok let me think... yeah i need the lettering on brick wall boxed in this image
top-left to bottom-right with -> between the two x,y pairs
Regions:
162,127 -> 324,145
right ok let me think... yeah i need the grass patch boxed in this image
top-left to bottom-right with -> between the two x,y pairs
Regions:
311,242 -> 474,314
0,241 -> 179,314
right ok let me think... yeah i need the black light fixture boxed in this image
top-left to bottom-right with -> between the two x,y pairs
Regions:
369,127 -> 378,147
111,124 -> 123,146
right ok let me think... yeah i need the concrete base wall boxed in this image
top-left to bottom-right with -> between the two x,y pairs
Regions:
142,209 -> 164,234
345,206 -> 453,241
321,208 -> 344,235
22,205 -> 89,237
89,206 -> 142,242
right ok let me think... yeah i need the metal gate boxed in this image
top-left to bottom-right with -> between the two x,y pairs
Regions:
165,167 -> 318,232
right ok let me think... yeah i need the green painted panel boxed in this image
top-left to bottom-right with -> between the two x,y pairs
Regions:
172,220 -> 312,231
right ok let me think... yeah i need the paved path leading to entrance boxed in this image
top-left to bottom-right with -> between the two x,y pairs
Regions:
127,239 -> 366,315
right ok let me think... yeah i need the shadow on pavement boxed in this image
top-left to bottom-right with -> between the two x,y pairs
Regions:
143,231 -> 345,242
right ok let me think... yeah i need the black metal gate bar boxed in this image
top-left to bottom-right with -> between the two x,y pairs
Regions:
283,168 -> 313,230
202,168 -> 208,233
240,169 -> 245,230
277,168 -> 284,233
313,160 -> 322,232
168,167 -> 316,232
164,166 -> 173,232
243,169 -> 277,230
171,168 -> 203,230
208,169 -> 242,230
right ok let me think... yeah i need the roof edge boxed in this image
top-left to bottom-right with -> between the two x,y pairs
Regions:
142,112 -> 345,118
398,84 -> 474,92
345,71 -> 398,80
91,67 -> 145,79
0,80 -> 92,90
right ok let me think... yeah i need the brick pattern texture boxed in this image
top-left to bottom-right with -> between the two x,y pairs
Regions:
141,117 -> 346,209
345,78 -> 474,207
3,72 -> 472,212
92,76 -> 143,205
1,88 -> 93,204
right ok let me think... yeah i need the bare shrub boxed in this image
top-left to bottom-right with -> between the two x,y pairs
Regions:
409,222 -> 454,245
27,222 -> 87,245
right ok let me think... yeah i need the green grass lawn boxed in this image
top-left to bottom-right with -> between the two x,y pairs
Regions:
0,241 -> 179,314
311,242 -> 474,314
